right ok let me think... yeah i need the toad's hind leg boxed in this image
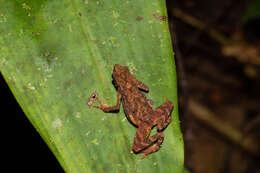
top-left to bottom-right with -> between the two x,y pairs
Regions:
155,99 -> 174,131
140,134 -> 164,159
132,124 -> 164,154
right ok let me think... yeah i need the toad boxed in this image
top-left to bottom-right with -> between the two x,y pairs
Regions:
91,64 -> 174,159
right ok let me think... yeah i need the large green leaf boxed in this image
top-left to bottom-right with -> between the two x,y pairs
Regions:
0,0 -> 183,172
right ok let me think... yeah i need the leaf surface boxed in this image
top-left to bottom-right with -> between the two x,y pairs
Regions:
0,0 -> 183,172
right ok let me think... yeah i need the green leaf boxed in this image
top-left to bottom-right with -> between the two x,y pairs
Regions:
0,0 -> 184,172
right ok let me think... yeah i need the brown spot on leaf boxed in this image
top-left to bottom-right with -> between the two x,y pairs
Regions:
136,16 -> 143,21
152,14 -> 167,21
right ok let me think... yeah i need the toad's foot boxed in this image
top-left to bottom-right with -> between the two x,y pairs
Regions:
93,95 -> 107,111
140,133 -> 164,160
87,91 -> 98,108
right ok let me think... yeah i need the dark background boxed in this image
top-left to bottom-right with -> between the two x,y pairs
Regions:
1,74 -> 64,172
167,0 -> 260,172
2,0 -> 260,172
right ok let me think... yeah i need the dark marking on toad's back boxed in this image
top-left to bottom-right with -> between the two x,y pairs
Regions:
91,64 -> 174,159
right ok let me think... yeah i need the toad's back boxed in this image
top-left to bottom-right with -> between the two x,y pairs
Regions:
120,85 -> 153,127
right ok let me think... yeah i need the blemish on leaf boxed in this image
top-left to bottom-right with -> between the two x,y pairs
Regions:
26,83 -> 35,90
152,14 -> 167,21
85,131 -> 90,136
48,16 -> 59,24
113,22 -> 119,27
108,36 -> 118,47
91,139 -> 99,145
75,112 -> 81,118
127,62 -> 136,74
121,117 -> 127,122
68,24 -> 72,32
0,58 -> 8,66
39,78 -> 47,87
22,3 -> 31,10
112,11 -> 119,19
47,74 -> 53,78
19,29 -> 24,36
43,66 -> 51,72
136,16 -> 143,21
52,118 -> 63,129
148,19 -> 153,24
43,78 -> 47,82
0,13 -> 7,23
41,51 -> 57,68
8,76 -> 16,82
101,116 -> 106,121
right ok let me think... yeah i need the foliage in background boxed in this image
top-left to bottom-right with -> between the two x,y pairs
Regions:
0,0 -> 183,172
242,0 -> 260,22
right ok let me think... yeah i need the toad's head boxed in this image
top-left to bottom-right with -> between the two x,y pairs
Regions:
112,64 -> 130,88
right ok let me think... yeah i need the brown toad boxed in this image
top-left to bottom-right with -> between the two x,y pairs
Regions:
91,64 -> 173,159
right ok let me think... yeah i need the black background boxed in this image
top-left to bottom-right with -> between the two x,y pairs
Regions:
1,73 -> 64,172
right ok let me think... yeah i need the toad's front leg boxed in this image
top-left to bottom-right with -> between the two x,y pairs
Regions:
93,92 -> 122,113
